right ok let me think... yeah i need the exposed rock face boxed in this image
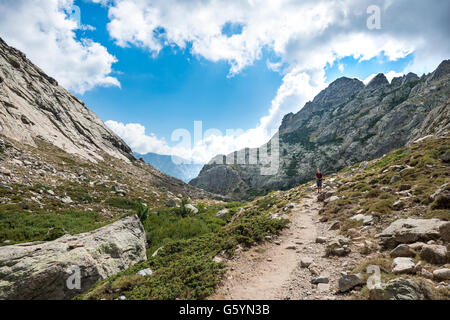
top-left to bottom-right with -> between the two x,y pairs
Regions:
191,60 -> 450,199
0,38 -> 133,163
0,215 -> 147,300
378,218 -> 447,249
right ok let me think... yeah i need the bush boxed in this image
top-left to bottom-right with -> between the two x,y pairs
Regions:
106,197 -> 140,210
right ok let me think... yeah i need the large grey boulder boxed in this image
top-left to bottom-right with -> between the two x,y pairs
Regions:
377,218 -> 448,248
338,273 -> 364,293
0,215 -> 147,300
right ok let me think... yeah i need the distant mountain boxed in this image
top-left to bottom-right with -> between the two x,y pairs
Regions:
190,60 -> 450,200
134,152 -> 204,183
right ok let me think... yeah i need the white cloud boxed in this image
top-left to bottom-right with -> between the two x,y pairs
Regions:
0,0 -> 120,94
95,0 -> 449,162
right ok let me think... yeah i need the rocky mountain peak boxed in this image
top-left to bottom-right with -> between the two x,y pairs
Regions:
0,38 -> 134,163
366,73 -> 389,89
428,59 -> 450,82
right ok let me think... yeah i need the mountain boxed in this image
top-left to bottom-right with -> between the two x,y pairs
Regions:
134,152 -> 203,183
0,37 -> 216,202
190,60 -> 450,200
0,37 -> 133,163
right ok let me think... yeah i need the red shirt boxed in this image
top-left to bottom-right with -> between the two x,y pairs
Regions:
316,172 -> 323,180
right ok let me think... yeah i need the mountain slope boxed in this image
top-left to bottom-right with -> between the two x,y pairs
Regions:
135,152 -> 203,183
190,60 -> 450,200
0,37 -> 132,163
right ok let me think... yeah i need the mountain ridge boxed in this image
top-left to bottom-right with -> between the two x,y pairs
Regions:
190,60 -> 450,199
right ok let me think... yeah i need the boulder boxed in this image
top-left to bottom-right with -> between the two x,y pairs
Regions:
137,268 -> 153,277
185,203 -> 199,214
350,214 -> 373,225
300,257 -> 313,268
0,215 -> 147,300
433,268 -> 450,281
377,218 -> 447,248
390,244 -> 416,258
311,276 -> 329,284
419,244 -> 448,265
392,257 -> 416,274
369,278 -> 425,300
216,208 -> 229,218
338,273 -> 363,293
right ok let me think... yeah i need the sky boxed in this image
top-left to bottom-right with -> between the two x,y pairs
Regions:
0,0 -> 449,164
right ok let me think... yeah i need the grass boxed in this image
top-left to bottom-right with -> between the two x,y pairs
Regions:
105,197 -> 141,210
0,210 -> 108,243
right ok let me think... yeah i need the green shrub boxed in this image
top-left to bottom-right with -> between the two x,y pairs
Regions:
106,197 -> 140,210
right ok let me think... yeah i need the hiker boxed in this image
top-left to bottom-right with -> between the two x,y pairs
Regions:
316,168 -> 323,193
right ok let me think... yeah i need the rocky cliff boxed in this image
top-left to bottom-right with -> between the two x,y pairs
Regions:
190,60 -> 450,199
0,37 -> 133,163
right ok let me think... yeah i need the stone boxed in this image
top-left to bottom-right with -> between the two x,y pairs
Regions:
439,222 -> 450,242
420,244 -> 448,265
61,196 -> 73,204
369,278 -> 425,300
216,208 -> 229,217
390,175 -> 401,184
315,237 -> 327,244
350,214 -> 373,225
392,257 -> 416,274
285,245 -> 297,250
441,151 -> 450,163
165,199 -> 177,207
300,257 -> 313,268
185,204 -> 198,214
433,268 -> 450,281
338,273 -> 363,293
311,276 -> 329,284
325,196 -> 339,203
390,244 -> 416,258
0,215 -> 147,300
328,221 -> 340,231
378,218 -> 447,248
137,268 -> 153,277
213,256 -> 225,263
393,200 -> 405,210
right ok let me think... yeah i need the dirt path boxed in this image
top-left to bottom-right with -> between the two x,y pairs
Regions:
209,194 -> 359,300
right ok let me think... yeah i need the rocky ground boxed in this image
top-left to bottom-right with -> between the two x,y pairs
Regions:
210,134 -> 450,300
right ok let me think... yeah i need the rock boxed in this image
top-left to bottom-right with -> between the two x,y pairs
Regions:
346,228 -> 360,239
0,215 -> 147,300
433,268 -> 450,281
285,245 -> 297,250
311,276 -> 329,284
119,295 -> 126,300
315,237 -> 327,244
165,199 -> 177,207
440,222 -> 450,242
46,189 -> 55,196
324,196 -> 339,203
378,218 -> 447,248
283,203 -> 295,211
61,196 -> 73,204
213,256 -> 225,263
420,269 -> 433,279
300,257 -> 313,268
409,242 -> 426,251
350,214 -> 373,225
392,257 -> 416,274
393,200 -> 405,210
0,184 -> 13,191
441,151 -> 450,163
185,203 -> 198,214
369,278 -> 425,300
431,190 -> 450,209
390,175 -> 401,184
0,167 -> 12,176
216,208 -> 229,217
338,273 -> 363,293
390,244 -> 416,258
420,244 -> 448,265
328,221 -> 340,231
137,268 -> 153,277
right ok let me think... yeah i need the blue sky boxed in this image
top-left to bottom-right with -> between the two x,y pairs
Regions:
1,0 -> 447,163
74,0 -> 414,148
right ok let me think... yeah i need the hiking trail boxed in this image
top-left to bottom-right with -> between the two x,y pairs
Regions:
209,194 -> 359,300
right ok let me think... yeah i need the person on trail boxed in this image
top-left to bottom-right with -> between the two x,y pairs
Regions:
316,168 -> 323,193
